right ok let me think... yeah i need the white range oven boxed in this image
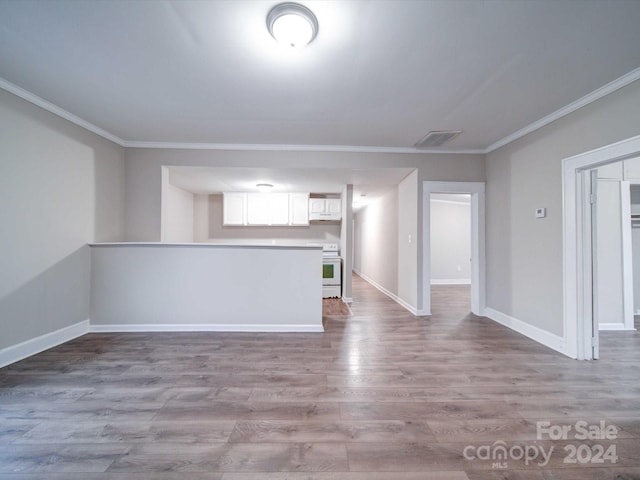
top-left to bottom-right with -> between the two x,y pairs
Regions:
320,243 -> 341,298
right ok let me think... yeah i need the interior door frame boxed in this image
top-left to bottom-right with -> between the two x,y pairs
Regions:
422,181 -> 486,316
562,134 -> 640,359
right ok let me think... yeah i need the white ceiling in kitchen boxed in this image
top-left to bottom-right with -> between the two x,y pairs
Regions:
168,166 -> 415,201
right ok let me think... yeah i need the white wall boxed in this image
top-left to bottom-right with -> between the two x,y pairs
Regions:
340,185 -> 353,301
0,89 -> 124,352
430,196 -> 471,283
90,244 -> 322,331
161,167 -> 194,243
485,79 -> 640,337
397,170 -> 418,307
123,149 -> 484,313
194,194 -> 340,244
631,184 -> 640,313
595,178 -> 625,327
353,188 -> 399,296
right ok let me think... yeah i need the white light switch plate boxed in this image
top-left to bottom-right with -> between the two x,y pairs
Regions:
535,208 -> 546,218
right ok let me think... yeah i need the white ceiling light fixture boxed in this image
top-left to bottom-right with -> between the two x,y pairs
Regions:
256,183 -> 274,192
267,2 -> 319,49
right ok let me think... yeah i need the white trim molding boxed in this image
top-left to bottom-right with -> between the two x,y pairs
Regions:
122,140 -> 484,155
353,270 -> 427,316
3,67 -> 640,155
0,320 -> 90,368
562,133 -> 640,360
486,67 -> 640,152
0,78 -> 125,146
484,308 -> 568,356
431,279 -> 471,285
89,324 -> 324,333
620,181 -> 636,331
599,323 -> 637,331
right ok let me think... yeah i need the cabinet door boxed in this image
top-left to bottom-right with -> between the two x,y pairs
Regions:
223,193 -> 246,225
246,193 -> 270,225
309,198 -> 326,214
290,193 -> 309,225
269,193 -> 290,225
326,198 -> 342,215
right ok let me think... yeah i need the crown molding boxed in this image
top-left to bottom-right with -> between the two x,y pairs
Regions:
121,140 -> 484,155
4,66 -> 640,156
0,77 -> 126,146
485,66 -> 640,153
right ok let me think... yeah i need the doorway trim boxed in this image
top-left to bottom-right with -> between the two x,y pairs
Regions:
422,181 -> 486,316
562,134 -> 640,360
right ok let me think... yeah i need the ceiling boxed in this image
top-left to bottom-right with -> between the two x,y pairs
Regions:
1,1 -> 640,152
168,166 -> 414,203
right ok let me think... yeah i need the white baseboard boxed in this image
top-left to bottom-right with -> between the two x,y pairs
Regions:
342,297 -> 353,304
0,320 -> 90,368
353,269 -> 426,316
89,324 -> 324,333
599,323 -> 637,331
431,279 -> 471,285
483,307 -> 569,357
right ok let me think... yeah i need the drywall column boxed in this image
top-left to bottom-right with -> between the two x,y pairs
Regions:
161,167 -> 195,243
398,170 -> 419,309
341,185 -> 353,302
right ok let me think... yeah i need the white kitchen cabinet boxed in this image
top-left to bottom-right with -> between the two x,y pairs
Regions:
309,198 -> 341,221
289,193 -> 310,225
224,192 -> 310,226
223,193 -> 247,225
326,198 -> 342,215
269,194 -> 290,225
247,193 -> 290,226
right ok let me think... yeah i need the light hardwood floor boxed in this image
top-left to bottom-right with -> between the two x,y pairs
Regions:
1,275 -> 639,479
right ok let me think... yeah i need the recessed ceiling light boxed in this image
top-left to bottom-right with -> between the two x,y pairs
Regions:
267,2 -> 318,49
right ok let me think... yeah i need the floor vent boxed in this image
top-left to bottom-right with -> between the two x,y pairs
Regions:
414,130 -> 462,148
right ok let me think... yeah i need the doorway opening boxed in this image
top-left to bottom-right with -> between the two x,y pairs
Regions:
587,161 -> 638,359
430,193 -> 472,313
422,181 -> 485,316
562,134 -> 640,360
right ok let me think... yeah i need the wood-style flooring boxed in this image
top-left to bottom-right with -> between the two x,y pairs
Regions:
1,275 -> 640,479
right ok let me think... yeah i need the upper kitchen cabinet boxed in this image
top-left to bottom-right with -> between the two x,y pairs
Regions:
223,192 -> 309,226
222,192 -> 247,225
247,193 -> 289,226
309,198 -> 341,221
289,193 -> 310,226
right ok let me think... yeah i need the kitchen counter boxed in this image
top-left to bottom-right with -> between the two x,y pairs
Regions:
90,242 -> 322,250
89,242 -> 323,332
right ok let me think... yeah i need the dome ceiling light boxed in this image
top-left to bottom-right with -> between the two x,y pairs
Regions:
267,2 -> 319,49
256,183 -> 274,192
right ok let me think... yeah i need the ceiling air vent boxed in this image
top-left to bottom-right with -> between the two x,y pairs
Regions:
414,130 -> 462,149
